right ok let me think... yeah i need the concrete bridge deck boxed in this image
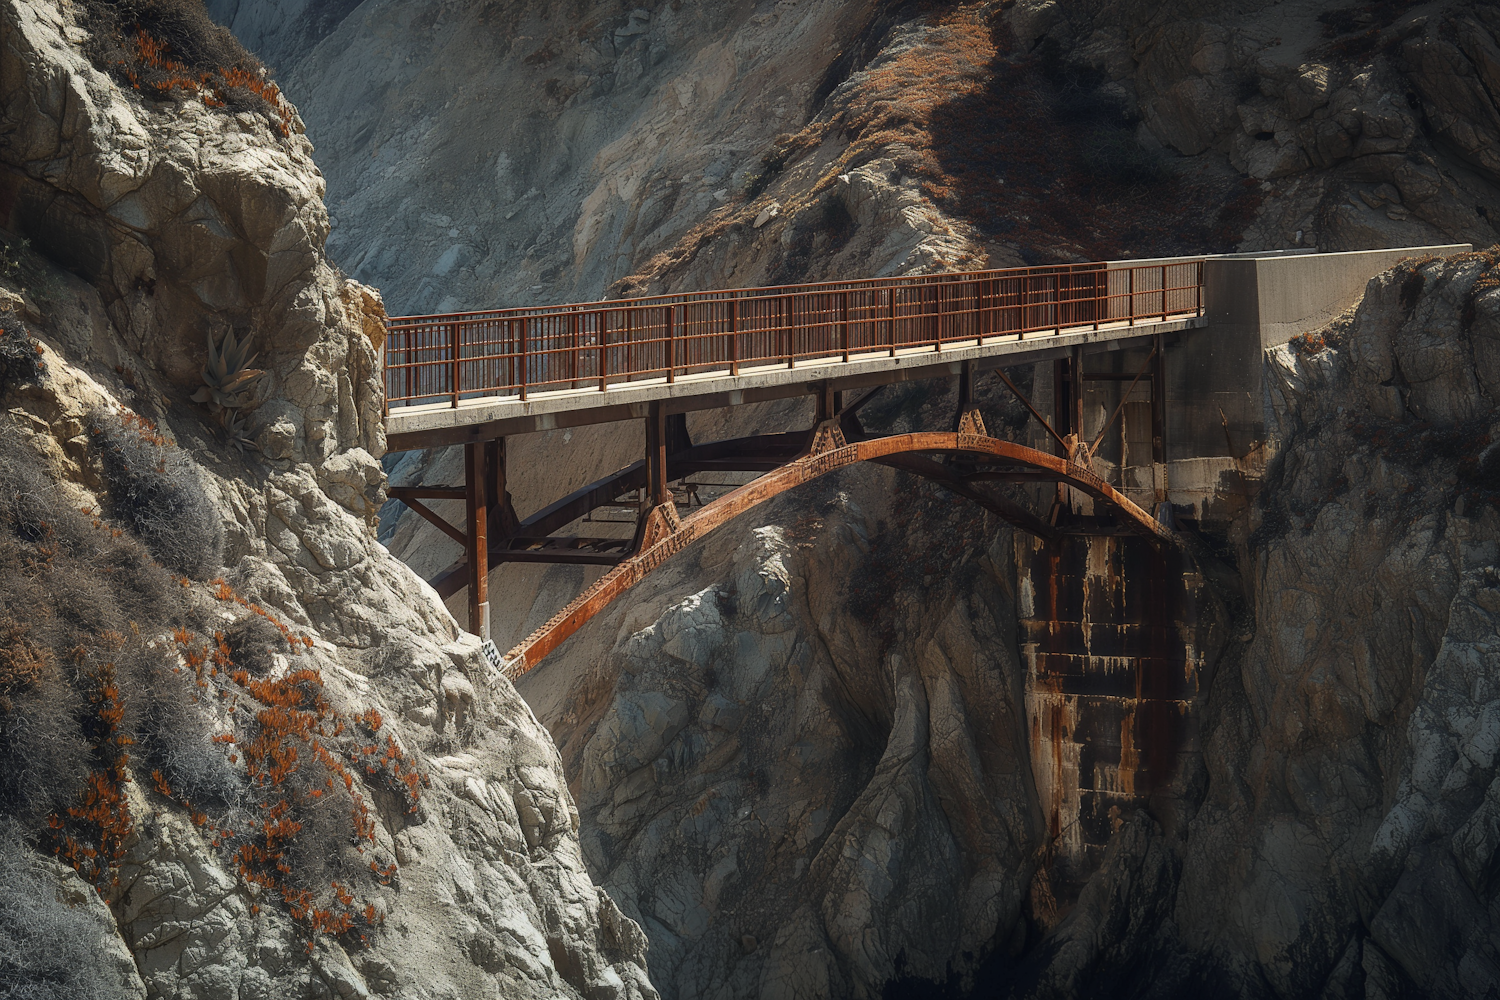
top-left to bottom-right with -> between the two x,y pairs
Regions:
384,259 -> 1204,451
385,312 -> 1205,450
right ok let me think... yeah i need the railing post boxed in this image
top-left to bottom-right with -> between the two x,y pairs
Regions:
785,295 -> 794,369
450,320 -> 461,408
932,282 -> 941,352
841,290 -> 850,362
519,318 -> 528,402
730,296 -> 740,376
571,306 -> 580,389
1161,265 -> 1169,321
889,288 -> 897,357
1093,268 -> 1101,332
1053,274 -> 1061,335
666,304 -> 676,383
1197,260 -> 1204,315
599,311 -> 609,391
1128,267 -> 1136,326
978,279 -> 987,343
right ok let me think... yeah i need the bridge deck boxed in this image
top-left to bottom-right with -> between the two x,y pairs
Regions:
385,260 -> 1205,451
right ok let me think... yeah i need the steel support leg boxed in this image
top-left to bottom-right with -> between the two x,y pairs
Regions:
464,441 -> 490,640
1152,333 -> 1167,503
646,402 -> 669,507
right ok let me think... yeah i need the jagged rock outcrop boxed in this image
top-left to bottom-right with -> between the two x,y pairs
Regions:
1013,0 -> 1500,255
219,0 -> 1500,311
0,2 -> 653,997
516,416 -> 1042,1000
1160,250 -> 1500,998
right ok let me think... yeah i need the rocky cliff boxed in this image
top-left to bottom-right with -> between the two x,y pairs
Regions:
505,252 -> 1500,1000
207,0 -> 1500,313
211,1 -> 1500,996
0,3 -> 651,997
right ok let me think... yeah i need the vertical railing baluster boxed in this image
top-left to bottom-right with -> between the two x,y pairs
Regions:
599,311 -> 609,391
450,320 -> 461,408
842,290 -> 850,362
889,288 -> 897,356
667,305 -> 676,383
519,318 -> 528,401
730,296 -> 739,376
571,306 -> 580,389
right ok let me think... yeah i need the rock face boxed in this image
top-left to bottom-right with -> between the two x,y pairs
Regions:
52,0 -> 1500,997
199,0 -> 1497,318
0,3 -> 652,997
517,443 -> 1043,1000
1166,250 -> 1500,998
1013,0 -> 1500,256
506,249 -> 1500,998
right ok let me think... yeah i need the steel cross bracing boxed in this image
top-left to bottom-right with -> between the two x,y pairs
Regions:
389,355 -> 1176,679
382,258 -> 1202,675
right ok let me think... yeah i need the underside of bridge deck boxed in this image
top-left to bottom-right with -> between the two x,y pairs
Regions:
389,338 -> 1176,672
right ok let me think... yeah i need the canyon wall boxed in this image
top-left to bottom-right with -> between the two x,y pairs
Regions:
0,3 -> 652,997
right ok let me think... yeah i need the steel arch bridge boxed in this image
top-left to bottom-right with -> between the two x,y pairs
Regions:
382,256 -> 1199,675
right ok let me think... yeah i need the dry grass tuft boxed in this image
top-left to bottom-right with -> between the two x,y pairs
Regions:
76,0 -> 296,137
622,4 -> 1260,291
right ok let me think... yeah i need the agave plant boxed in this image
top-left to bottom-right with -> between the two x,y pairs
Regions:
220,407 -> 260,455
192,328 -> 264,409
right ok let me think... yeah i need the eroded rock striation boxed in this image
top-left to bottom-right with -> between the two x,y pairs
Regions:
0,3 -> 652,997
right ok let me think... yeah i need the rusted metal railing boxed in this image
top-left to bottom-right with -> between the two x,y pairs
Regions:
384,259 -> 1204,411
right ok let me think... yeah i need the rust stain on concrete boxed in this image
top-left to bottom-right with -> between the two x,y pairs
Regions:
1019,528 -> 1210,902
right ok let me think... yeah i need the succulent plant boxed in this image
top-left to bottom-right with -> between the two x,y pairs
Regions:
219,407 -> 260,455
192,328 -> 264,410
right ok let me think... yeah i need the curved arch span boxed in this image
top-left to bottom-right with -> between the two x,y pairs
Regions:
499,431 -> 1171,678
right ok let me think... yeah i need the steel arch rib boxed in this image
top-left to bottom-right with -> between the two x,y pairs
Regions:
499,432 -> 1171,678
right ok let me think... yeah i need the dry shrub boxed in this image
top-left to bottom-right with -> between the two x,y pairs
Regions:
0,315 -> 45,399
76,0 -> 296,137
0,821 -> 128,1000
0,432 -> 428,951
91,408 -> 225,580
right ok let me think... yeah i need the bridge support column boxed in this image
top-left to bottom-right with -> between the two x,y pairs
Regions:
1152,333 -> 1167,502
464,441 -> 490,640
646,402 -> 670,507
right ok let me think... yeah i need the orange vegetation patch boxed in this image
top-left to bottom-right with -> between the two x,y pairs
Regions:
121,29 -> 296,136
157,622 -> 428,949
47,658 -> 134,892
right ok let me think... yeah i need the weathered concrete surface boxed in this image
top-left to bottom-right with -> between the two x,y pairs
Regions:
1018,532 -> 1223,908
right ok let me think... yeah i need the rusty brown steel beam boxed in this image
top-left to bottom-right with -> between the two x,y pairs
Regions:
498,431 -> 1173,678
494,550 -> 626,566
464,442 -> 490,639
994,366 -> 1070,454
505,535 -> 632,550
427,433 -> 812,597
394,495 -> 468,547
518,461 -> 648,541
